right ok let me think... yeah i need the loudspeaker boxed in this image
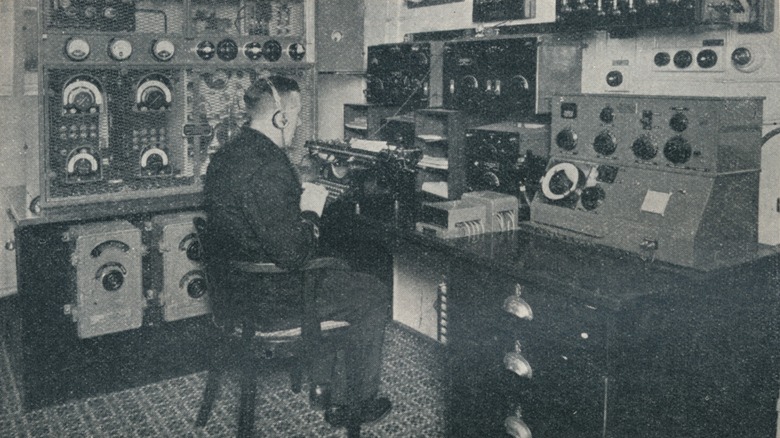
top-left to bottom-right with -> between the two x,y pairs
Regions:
315,0 -> 365,73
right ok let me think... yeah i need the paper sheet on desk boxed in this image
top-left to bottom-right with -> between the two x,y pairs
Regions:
349,138 -> 396,153
301,182 -> 329,217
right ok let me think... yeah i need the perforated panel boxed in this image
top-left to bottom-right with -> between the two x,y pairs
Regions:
190,0 -> 305,36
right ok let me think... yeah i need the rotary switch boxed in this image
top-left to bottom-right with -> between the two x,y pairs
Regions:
581,186 -> 606,211
244,42 -> 263,60
288,42 -> 306,61
599,106 -> 615,124
196,41 -> 215,60
263,40 -> 282,62
216,39 -> 238,61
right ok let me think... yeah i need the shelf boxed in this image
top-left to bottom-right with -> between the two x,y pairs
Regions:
417,156 -> 449,170
417,134 -> 448,143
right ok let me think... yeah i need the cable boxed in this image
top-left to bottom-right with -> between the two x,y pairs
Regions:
762,127 -> 780,147
367,66 -> 433,141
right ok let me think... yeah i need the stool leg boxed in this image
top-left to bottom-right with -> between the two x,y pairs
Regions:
346,422 -> 361,438
237,336 -> 258,438
196,368 -> 223,427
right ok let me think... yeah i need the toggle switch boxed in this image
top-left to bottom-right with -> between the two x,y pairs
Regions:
503,284 -> 533,320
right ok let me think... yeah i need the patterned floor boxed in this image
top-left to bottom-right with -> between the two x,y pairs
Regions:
0,323 -> 446,438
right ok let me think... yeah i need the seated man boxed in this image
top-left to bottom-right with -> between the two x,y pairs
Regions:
203,75 -> 392,426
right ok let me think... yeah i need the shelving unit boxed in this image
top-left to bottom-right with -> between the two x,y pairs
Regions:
414,108 -> 489,200
342,103 -> 400,142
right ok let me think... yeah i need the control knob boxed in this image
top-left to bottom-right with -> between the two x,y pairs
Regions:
673,50 -> 693,69
632,135 -> 657,160
244,42 -> 263,60
599,106 -> 615,124
663,136 -> 692,164
654,51 -> 671,67
696,49 -> 718,69
196,41 -> 215,60
288,43 -> 306,61
555,128 -> 577,151
593,131 -> 617,156
216,39 -> 238,61
669,112 -> 688,132
581,186 -> 606,211
187,276 -> 208,299
263,40 -> 282,62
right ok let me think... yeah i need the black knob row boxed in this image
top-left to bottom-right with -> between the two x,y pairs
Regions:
196,39 -> 305,62
556,129 -> 693,164
654,49 -> 718,69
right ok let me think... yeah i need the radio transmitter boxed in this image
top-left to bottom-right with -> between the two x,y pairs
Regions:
38,0 -> 314,215
530,94 -> 764,268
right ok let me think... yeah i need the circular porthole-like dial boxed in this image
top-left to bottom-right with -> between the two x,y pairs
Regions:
65,38 -> 91,61
152,40 -> 175,62
540,162 -> 583,202
108,38 -> 133,61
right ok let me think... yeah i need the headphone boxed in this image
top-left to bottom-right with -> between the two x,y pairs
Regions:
265,78 -> 289,130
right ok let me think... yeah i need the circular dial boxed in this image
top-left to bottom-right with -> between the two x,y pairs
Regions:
599,106 -> 615,124
216,39 -> 238,61
673,50 -> 693,69
187,277 -> 208,299
669,112 -> 688,132
263,40 -> 282,61
288,42 -> 306,61
460,75 -> 479,90
101,267 -> 124,291
479,171 -> 501,189
696,49 -> 718,69
72,90 -> 95,112
244,42 -> 263,60
731,47 -> 752,67
140,87 -> 167,110
556,129 -> 577,151
70,148 -> 97,176
581,186 -> 606,211
541,162 -> 582,201
152,40 -> 175,61
108,38 -> 133,61
65,38 -> 90,61
593,131 -> 617,156
654,51 -> 671,67
632,135 -> 657,160
196,41 -> 216,60
141,148 -> 169,172
605,70 -> 623,87
664,136 -> 692,164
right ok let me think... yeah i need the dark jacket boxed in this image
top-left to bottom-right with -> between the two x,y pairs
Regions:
204,126 -> 318,270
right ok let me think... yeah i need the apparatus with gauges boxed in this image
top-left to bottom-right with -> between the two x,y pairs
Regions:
530,94 -> 764,267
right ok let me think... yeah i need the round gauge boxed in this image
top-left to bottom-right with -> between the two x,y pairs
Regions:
216,39 -> 239,61
540,162 -> 583,202
288,43 -> 306,61
140,86 -> 167,111
263,40 -> 282,62
72,90 -> 95,112
152,40 -> 175,62
196,41 -> 216,60
108,38 -> 133,61
65,38 -> 91,61
244,42 -> 263,61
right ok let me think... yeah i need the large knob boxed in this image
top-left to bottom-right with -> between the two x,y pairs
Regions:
581,186 -> 606,211
664,136 -> 692,164
632,135 -> 657,160
556,129 -> 577,151
593,131 -> 617,156
669,112 -> 688,132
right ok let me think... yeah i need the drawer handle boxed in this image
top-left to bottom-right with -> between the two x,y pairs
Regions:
504,351 -> 532,378
505,406 -> 532,438
503,285 -> 533,320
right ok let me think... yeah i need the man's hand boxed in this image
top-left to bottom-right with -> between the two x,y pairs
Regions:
300,182 -> 329,217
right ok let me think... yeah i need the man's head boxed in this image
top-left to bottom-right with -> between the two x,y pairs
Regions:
244,75 -> 302,147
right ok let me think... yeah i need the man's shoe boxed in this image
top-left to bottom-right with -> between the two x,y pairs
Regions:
324,397 -> 392,427
309,384 -> 331,410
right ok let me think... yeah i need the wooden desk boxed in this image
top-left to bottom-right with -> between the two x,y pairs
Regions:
323,196 -> 780,438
